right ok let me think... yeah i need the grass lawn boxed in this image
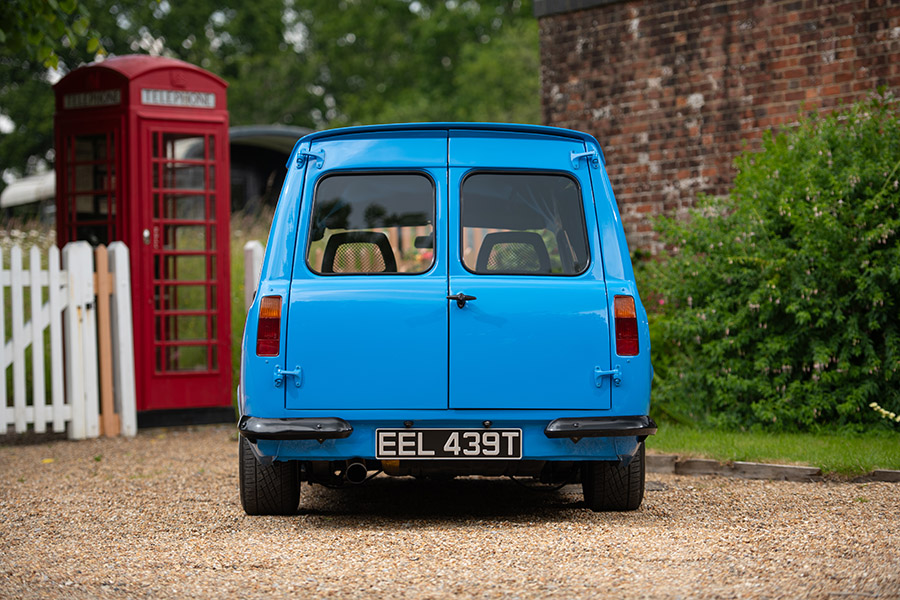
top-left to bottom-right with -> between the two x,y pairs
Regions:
646,423 -> 900,476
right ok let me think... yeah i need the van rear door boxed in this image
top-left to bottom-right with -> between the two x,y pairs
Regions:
284,132 -> 448,410
447,130 -> 612,410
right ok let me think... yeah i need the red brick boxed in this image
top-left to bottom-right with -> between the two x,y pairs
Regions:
538,0 -> 900,252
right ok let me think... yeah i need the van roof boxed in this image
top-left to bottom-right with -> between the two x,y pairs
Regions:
298,122 -> 600,146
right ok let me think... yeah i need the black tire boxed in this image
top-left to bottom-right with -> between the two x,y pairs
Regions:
582,442 -> 645,512
239,436 -> 300,515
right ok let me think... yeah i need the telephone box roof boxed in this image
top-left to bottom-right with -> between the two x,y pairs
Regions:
56,54 -> 227,88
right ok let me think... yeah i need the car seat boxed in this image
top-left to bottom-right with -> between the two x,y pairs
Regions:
321,231 -> 398,273
475,231 -> 551,274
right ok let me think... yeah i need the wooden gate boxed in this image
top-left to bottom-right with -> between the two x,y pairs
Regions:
0,241 -> 136,439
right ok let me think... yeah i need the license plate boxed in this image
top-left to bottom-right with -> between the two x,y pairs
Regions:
376,428 -> 522,460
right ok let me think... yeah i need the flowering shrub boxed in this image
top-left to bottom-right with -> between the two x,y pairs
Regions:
870,402 -> 900,425
0,227 -> 56,253
644,92 -> 900,431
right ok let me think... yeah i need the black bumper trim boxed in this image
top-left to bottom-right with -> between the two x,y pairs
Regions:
238,416 -> 353,441
544,416 -> 657,439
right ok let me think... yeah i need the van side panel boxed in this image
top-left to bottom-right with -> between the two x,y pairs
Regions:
238,143 -> 308,418
589,150 -> 653,415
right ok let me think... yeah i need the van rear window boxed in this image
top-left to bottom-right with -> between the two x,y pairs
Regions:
461,173 -> 589,275
307,173 -> 435,275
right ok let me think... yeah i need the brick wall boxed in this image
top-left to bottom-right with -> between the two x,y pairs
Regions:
537,0 -> 900,252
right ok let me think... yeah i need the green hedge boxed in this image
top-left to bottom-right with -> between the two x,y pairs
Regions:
643,92 -> 900,432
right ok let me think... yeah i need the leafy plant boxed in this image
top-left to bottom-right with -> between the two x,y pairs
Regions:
643,92 -> 900,431
0,0 -> 103,68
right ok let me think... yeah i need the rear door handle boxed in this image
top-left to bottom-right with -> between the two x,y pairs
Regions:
447,293 -> 476,308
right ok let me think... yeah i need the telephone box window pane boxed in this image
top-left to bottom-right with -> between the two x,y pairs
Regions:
155,255 -> 207,282
208,225 -> 216,250
74,134 -> 107,161
155,315 -> 207,341
74,166 -> 95,191
76,225 -> 108,246
162,225 -> 206,251
74,193 -> 112,217
177,346 -> 207,371
156,285 -> 207,312
162,134 -> 204,160
163,164 -> 205,190
208,165 -> 215,190
208,195 -> 215,219
152,132 -> 160,158
159,345 -> 208,372
210,345 -> 218,370
71,164 -> 112,193
209,286 -> 217,310
161,194 -> 205,220
207,136 -> 215,160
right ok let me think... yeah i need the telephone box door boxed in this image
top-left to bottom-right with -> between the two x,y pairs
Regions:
137,121 -> 232,410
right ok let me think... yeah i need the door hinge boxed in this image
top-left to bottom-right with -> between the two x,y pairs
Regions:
274,365 -> 302,388
571,149 -> 600,170
594,365 -> 622,388
297,148 -> 326,169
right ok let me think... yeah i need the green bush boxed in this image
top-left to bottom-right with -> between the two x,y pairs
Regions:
643,92 -> 900,432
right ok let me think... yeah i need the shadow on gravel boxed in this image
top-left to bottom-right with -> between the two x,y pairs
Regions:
295,476 -> 584,524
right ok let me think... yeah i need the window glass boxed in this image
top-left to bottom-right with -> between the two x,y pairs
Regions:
307,174 -> 435,275
461,173 -> 589,275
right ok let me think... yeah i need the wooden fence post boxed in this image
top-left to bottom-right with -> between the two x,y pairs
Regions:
244,240 -> 264,312
81,246 -> 100,439
29,246 -> 47,433
62,241 -> 100,439
10,246 -> 27,433
62,242 -> 85,440
48,246 -> 66,434
94,245 -> 120,437
108,242 -> 136,437
0,248 -> 6,433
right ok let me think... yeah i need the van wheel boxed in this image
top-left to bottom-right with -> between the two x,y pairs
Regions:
582,442 -> 645,512
239,436 -> 300,515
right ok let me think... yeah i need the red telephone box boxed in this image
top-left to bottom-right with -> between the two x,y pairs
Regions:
54,55 -> 232,416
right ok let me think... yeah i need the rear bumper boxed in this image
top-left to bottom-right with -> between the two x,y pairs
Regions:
238,413 -> 655,462
544,415 -> 657,441
238,416 -> 353,441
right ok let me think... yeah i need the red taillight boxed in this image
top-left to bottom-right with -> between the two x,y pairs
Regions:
614,295 -> 639,356
256,295 -> 282,356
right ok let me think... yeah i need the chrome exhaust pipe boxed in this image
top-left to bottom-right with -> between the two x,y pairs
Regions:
344,460 -> 369,484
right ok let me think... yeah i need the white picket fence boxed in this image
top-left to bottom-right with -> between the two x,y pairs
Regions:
0,240 -> 136,439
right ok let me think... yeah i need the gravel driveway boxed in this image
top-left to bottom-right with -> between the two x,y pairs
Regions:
1,426 -> 898,599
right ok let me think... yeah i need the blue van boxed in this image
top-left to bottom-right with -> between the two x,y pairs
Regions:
238,123 -> 655,515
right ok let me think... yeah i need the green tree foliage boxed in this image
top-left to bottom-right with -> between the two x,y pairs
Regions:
0,0 -> 103,190
0,0 -> 102,68
643,93 -> 900,432
294,0 -> 539,126
0,0 -> 539,191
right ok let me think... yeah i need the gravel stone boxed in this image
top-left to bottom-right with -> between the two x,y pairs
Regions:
1,425 -> 898,599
